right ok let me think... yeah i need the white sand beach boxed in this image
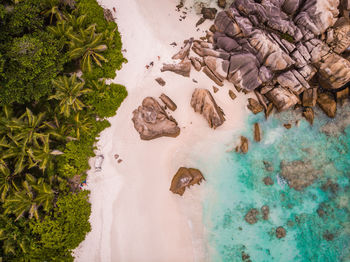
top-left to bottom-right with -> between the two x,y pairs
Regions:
74,0 -> 253,261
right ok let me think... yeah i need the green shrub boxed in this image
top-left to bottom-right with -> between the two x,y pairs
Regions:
85,82 -> 128,118
29,191 -> 91,261
0,32 -> 65,105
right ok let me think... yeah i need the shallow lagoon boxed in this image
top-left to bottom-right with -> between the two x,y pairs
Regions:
199,105 -> 350,262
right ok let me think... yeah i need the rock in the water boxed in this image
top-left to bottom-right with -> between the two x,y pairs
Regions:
317,92 -> 337,118
321,179 -> 339,194
254,123 -> 261,142
229,90 -> 236,100
303,107 -> 315,125
263,176 -> 274,185
172,38 -> 193,60
276,226 -> 286,238
280,160 -> 320,191
191,88 -> 225,128
132,97 -> 180,140
302,88 -> 317,107
323,231 -> 335,241
261,205 -> 269,220
170,167 -> 205,196
201,7 -> 217,20
265,102 -> 274,118
336,88 -> 349,103
284,123 -> 292,129
240,136 -> 249,154
263,161 -> 274,172
161,58 -> 191,77
244,208 -> 259,224
218,0 -> 226,8
155,77 -> 166,86
159,93 -> 177,111
247,98 -> 264,114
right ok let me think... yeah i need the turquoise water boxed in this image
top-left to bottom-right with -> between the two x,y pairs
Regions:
200,106 -> 350,262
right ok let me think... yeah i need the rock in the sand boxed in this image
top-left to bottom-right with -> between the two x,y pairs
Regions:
190,57 -> 202,71
303,107 -> 314,125
261,205 -> 269,220
276,227 -> 286,238
280,160 -> 320,191
155,77 -> 166,86
263,176 -> 274,185
244,208 -> 259,224
317,93 -> 337,118
240,136 -> 249,154
172,38 -> 193,60
247,98 -> 264,114
161,58 -> 191,77
201,7 -> 217,20
254,123 -> 261,142
169,167 -> 205,196
218,0 -> 226,8
132,97 -> 180,140
159,93 -> 177,111
203,56 -> 227,86
191,88 -> 225,128
229,90 -> 236,100
213,86 -> 219,93
265,87 -> 299,112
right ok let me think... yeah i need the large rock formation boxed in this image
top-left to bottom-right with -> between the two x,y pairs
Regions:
169,167 -> 205,196
191,88 -> 226,128
132,97 -> 180,140
164,0 -> 350,117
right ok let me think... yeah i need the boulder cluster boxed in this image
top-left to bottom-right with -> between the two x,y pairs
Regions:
166,0 -> 350,120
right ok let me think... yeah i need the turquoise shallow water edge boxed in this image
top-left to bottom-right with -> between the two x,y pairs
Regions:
198,105 -> 350,262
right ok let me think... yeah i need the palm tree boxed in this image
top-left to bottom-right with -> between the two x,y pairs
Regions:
10,108 -> 47,147
50,74 -> 91,117
3,174 -> 54,220
66,12 -> 87,31
42,0 -> 65,24
72,113 -> 91,140
68,25 -> 108,72
4,176 -> 38,220
48,21 -> 73,49
32,178 -> 55,212
0,160 -> 13,201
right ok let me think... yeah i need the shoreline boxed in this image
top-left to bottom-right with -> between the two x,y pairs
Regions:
74,0 -> 252,261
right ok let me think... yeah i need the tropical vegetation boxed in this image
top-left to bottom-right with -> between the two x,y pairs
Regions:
0,0 -> 127,260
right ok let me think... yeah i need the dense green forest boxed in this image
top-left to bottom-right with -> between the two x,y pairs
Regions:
0,0 -> 127,260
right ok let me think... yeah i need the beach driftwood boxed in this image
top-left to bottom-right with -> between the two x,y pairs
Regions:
170,167 -> 205,196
